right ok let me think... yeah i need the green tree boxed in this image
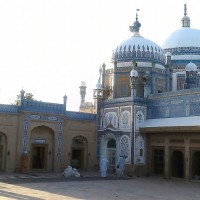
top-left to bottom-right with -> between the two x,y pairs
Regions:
13,92 -> 35,105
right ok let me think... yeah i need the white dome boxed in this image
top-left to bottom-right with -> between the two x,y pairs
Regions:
113,34 -> 164,64
185,62 -> 197,71
117,35 -> 162,52
162,27 -> 200,49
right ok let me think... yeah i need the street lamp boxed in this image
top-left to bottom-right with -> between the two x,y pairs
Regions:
130,69 -> 138,97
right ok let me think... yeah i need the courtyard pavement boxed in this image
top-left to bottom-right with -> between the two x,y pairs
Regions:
0,172 -> 200,200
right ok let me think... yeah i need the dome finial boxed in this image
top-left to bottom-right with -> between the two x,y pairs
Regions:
181,3 -> 190,27
98,64 -> 103,84
184,3 -> 187,16
129,9 -> 141,35
136,9 -> 139,21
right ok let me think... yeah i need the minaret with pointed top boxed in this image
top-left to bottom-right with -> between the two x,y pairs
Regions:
63,94 -> 67,110
129,9 -> 141,36
181,3 -> 190,27
93,67 -> 103,130
79,81 -> 87,104
20,89 -> 25,106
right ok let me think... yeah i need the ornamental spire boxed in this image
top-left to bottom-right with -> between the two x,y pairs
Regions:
184,3 -> 187,16
181,3 -> 190,27
129,9 -> 141,35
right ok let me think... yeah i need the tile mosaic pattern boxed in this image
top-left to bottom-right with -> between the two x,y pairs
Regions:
148,88 -> 200,119
0,100 -> 96,121
0,104 -> 18,114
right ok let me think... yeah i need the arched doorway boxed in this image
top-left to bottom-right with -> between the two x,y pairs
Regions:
71,136 -> 88,170
192,151 -> 200,180
171,150 -> 184,178
30,126 -> 54,172
0,132 -> 7,171
107,139 -> 116,170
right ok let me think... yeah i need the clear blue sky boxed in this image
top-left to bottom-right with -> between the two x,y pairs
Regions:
0,0 -> 199,111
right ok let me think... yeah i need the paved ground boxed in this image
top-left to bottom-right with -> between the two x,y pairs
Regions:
0,173 -> 200,200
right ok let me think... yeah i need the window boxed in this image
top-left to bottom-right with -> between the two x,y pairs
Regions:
153,148 -> 164,175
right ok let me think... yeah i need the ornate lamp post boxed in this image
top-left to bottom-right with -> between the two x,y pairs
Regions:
130,69 -> 138,97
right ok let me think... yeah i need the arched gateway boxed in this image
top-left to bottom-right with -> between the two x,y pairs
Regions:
107,139 -> 116,170
71,136 -> 88,170
30,126 -> 54,172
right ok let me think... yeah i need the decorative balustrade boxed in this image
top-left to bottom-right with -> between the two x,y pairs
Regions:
21,99 -> 64,114
0,104 -> 18,114
0,100 -> 96,121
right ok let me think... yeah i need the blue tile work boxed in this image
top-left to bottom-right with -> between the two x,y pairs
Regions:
104,96 -> 146,106
22,116 -> 29,153
172,60 -> 200,65
163,47 -> 200,55
113,47 -> 165,64
66,111 -> 96,121
148,88 -> 200,119
0,100 -> 96,122
57,120 -> 63,164
21,100 -> 65,114
0,104 -> 18,114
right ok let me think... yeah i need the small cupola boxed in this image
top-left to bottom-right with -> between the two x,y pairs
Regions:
181,4 -> 190,28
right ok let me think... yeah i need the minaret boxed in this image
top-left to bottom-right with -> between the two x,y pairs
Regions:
63,94 -> 67,110
181,3 -> 190,27
93,69 -> 103,113
101,63 -> 106,89
20,89 -> 25,106
79,81 -> 87,104
93,67 -> 103,130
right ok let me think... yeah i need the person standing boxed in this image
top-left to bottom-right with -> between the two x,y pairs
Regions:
117,155 -> 125,176
100,155 -> 109,177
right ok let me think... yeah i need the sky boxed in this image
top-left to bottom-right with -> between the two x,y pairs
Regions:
0,0 -> 199,111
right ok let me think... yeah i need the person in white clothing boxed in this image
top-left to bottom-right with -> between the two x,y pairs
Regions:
117,155 -> 125,176
100,155 -> 109,177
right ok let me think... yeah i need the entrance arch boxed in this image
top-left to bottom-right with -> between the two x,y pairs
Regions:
30,126 -> 54,172
171,150 -> 184,178
71,136 -> 88,170
107,139 -> 116,170
0,132 -> 7,171
192,151 -> 200,179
